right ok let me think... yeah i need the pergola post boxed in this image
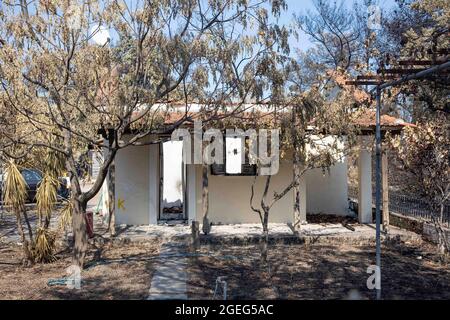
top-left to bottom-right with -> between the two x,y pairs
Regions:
358,137 -> 373,224
382,148 -> 390,232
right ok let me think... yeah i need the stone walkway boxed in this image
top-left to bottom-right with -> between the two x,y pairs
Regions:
147,242 -> 188,300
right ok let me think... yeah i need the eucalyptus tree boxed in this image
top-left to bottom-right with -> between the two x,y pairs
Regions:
295,0 -> 361,72
248,83 -> 365,251
0,0 -> 290,267
383,0 -> 450,253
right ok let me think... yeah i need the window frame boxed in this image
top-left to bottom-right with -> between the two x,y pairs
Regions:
210,134 -> 257,176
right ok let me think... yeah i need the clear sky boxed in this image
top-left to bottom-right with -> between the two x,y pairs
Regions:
279,0 -> 399,54
104,0 -> 400,55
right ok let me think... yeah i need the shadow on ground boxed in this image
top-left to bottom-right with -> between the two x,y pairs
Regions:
187,241 -> 450,300
0,241 -> 161,300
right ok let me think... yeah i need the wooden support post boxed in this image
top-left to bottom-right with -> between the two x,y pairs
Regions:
202,165 -> 211,235
382,149 -> 389,232
358,137 -> 373,224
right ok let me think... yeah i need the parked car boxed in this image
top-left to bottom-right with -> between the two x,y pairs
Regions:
0,169 -> 70,203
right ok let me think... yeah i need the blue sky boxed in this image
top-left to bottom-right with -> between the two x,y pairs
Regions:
102,0 -> 400,56
278,0 -> 398,53
104,0 -> 400,51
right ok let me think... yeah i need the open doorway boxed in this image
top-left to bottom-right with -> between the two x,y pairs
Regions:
159,140 -> 186,221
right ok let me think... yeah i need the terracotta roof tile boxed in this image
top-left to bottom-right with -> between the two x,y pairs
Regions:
130,106 -> 414,131
352,109 -> 415,129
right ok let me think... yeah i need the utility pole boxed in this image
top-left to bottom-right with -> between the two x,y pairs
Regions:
375,86 -> 382,300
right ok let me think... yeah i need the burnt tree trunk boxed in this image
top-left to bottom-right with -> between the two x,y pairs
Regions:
260,175 -> 271,263
107,159 -> 116,236
107,130 -> 116,236
15,209 -> 33,265
191,220 -> 200,250
434,203 -> 449,254
22,209 -> 33,243
72,196 -> 88,268
291,107 -> 306,231
261,206 -> 270,263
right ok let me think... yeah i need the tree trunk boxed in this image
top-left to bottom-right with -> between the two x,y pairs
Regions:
261,220 -> 269,263
293,148 -> 304,231
22,209 -> 33,243
15,210 -> 33,265
291,107 -> 305,231
107,159 -> 116,236
260,174 -> 270,263
72,197 -> 88,268
202,165 -> 211,235
435,204 -> 449,255
191,220 -> 200,251
107,130 -> 116,236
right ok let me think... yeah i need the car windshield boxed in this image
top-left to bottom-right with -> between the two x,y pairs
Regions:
22,170 -> 42,182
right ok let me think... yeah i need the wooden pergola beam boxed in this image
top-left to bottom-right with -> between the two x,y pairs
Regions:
357,75 -> 398,80
345,80 -> 382,86
378,68 -> 428,74
398,60 -> 433,66
378,68 -> 450,75
427,48 -> 450,55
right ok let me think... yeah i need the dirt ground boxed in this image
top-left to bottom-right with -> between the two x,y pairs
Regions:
187,241 -> 450,300
0,240 -> 161,300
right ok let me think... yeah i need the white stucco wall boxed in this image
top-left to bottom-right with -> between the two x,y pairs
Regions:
303,135 -> 349,216
193,160 -> 294,224
112,136 -> 350,226
186,164 -> 201,223
114,136 -> 160,225
304,160 -> 349,216
115,144 -> 150,225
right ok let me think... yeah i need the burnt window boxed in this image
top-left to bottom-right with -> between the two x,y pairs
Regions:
210,136 -> 257,176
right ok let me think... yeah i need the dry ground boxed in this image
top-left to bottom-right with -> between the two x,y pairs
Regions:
0,240 -> 161,300
187,241 -> 450,300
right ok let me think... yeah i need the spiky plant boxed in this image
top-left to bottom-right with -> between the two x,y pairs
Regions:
34,227 -> 56,263
36,173 -> 59,227
34,172 -> 59,262
59,199 -> 73,231
3,161 -> 28,213
3,160 -> 34,264
45,149 -> 66,178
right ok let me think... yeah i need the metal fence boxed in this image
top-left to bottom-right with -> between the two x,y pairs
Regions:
348,185 -> 450,227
